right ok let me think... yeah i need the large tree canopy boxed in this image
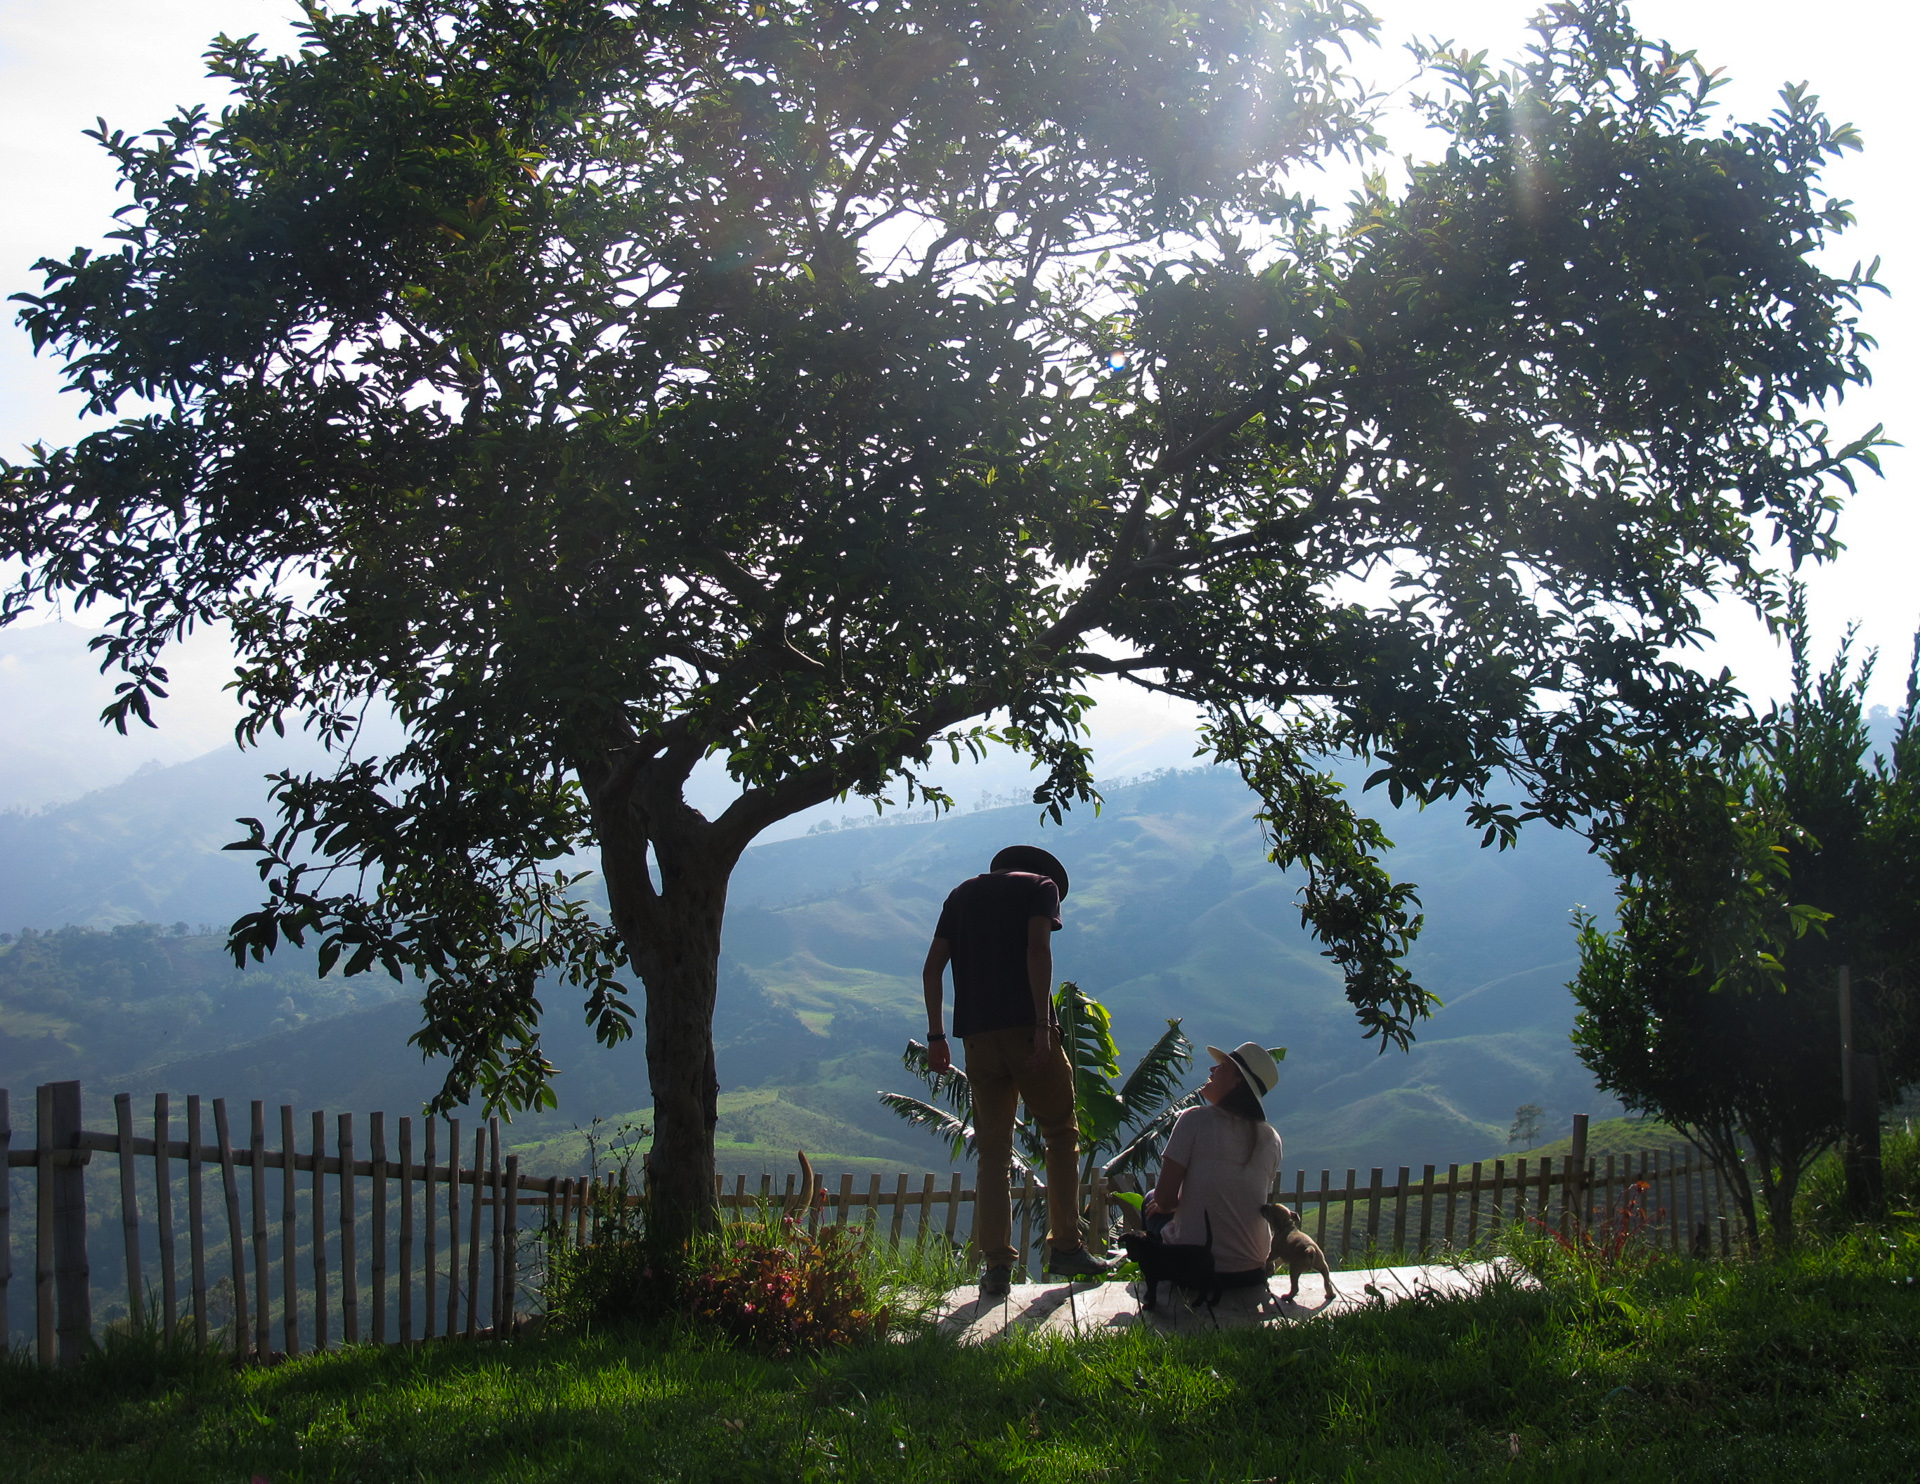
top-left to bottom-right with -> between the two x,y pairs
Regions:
2,0 -> 1881,1233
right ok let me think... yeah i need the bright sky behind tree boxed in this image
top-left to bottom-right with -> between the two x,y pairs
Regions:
0,1 -> 1911,814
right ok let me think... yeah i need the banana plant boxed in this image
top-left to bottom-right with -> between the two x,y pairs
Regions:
879,981 -> 1204,1190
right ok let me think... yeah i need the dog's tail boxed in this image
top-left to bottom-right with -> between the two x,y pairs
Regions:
782,1150 -> 818,1218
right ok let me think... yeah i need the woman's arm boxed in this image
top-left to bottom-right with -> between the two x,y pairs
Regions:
1146,1157 -> 1187,1216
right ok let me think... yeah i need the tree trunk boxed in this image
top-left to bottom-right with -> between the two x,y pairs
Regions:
595,801 -> 737,1247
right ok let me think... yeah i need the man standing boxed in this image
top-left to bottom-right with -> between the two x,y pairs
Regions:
922,844 -> 1110,1295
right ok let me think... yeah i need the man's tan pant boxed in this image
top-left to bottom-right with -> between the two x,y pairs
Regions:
964,1027 -> 1081,1269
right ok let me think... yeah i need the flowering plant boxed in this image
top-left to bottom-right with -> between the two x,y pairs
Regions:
683,1220 -> 889,1356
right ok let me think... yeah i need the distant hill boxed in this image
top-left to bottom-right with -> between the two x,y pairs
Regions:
1,747 -> 1641,1175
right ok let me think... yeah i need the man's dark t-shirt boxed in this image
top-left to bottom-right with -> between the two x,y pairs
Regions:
934,870 -> 1063,1039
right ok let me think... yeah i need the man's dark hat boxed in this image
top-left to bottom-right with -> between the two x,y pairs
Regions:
990,845 -> 1069,899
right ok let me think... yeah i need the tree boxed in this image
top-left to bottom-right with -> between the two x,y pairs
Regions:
1508,1103 -> 1545,1152
880,980 -> 1210,1204
1570,596 -> 1920,1251
0,0 -> 1881,1237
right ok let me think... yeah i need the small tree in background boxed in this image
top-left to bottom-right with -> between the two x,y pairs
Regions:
1571,596 -> 1920,1251
1508,1103 -> 1546,1152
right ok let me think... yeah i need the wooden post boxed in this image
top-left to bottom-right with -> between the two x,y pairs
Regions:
944,1172 -> 963,1250
1392,1167 -> 1410,1255
398,1117 -> 414,1345
502,1155 -> 520,1337
1417,1165 -> 1435,1256
864,1173 -> 882,1235
279,1106 -> 299,1358
836,1171 -> 854,1230
1340,1170 -> 1358,1258
1315,1170 -> 1331,1249
48,1082 -> 94,1366
890,1173 -> 909,1248
465,1127 -> 484,1340
35,1084 -> 56,1366
1565,1116 -> 1588,1238
1665,1151 -> 1681,1253
339,1113 -> 359,1345
188,1096 -> 208,1348
310,1110 -> 329,1351
1489,1160 -> 1506,1241
1365,1168 -> 1384,1257
574,1173 -> 589,1251
250,1102 -> 270,1360
487,1118 -> 502,1333
0,1089 -> 9,1354
1466,1161 -> 1484,1247
114,1093 -> 144,1327
1509,1159 -> 1526,1228
370,1112 -> 388,1345
1017,1167 -> 1036,1279
1680,1144 -> 1696,1254
154,1095 -> 178,1336
1443,1164 -> 1459,1249
423,1116 -> 438,1341
917,1173 -> 937,1245
211,1099 -> 248,1359
445,1118 -> 461,1340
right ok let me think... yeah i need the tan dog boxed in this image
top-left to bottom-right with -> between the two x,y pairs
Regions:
1260,1203 -> 1334,1304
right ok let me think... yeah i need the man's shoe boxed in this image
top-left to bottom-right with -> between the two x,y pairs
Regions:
979,1265 -> 1013,1298
1046,1245 -> 1112,1280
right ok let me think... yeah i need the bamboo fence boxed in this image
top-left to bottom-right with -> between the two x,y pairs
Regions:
2,1085 -> 1746,1368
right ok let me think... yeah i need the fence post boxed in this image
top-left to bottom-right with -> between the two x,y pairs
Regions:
212,1099 -> 249,1359
502,1154 -> 520,1338
36,1085 -> 56,1365
114,1093 -> 144,1327
1564,1116 -> 1588,1239
154,1095 -> 178,1335
370,1112 -> 388,1346
250,1101 -> 270,1361
48,1081 -> 93,1367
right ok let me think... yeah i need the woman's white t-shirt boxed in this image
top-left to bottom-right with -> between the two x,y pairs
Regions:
1161,1104 -> 1282,1273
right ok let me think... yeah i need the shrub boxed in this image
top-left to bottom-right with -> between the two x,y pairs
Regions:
1797,1121 -> 1920,1234
682,1220 -> 889,1356
542,1160 -> 683,1331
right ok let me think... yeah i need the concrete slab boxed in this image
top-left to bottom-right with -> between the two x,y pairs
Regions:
933,1261 -> 1510,1343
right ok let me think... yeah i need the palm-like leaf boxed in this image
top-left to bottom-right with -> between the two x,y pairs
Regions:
1056,981 -> 1127,1151
1115,1018 -> 1194,1134
876,1092 -> 975,1162
1101,1090 -> 1206,1180
898,1039 -> 974,1124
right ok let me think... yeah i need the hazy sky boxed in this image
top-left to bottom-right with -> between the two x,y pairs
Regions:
1,1 -> 1911,813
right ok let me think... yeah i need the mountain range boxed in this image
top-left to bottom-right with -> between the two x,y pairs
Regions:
0,737 -> 1644,1176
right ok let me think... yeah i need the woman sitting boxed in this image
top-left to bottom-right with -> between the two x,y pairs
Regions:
1144,1040 -> 1282,1290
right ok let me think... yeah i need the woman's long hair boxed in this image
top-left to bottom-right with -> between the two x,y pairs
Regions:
1218,1076 -> 1268,1163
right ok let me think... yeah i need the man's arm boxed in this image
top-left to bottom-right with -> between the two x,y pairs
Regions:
922,937 -> 952,1074
1026,914 -> 1054,1068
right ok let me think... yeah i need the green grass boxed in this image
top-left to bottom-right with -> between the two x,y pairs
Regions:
7,1224 -> 1918,1482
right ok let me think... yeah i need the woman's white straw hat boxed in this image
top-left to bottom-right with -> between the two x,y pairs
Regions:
1206,1041 -> 1282,1099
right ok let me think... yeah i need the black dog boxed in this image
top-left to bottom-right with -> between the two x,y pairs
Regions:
1120,1212 -> 1220,1311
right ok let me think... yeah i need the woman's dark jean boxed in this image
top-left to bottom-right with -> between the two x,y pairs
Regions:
1141,1210 -> 1266,1289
